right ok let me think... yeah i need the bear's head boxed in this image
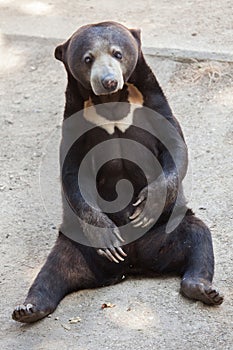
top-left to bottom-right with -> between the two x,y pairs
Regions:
55,22 -> 141,96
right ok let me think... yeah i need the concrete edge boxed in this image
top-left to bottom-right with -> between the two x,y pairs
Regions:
144,47 -> 233,63
3,33 -> 233,64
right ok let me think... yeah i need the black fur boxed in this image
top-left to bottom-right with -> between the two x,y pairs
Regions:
12,22 -> 223,324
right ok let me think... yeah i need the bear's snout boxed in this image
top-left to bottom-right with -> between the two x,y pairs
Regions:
101,75 -> 118,92
90,57 -> 124,96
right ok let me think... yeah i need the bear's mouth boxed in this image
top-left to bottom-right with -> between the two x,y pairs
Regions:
91,79 -> 124,97
91,84 -> 128,104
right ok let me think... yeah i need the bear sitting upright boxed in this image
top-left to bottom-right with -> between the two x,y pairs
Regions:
12,21 -> 223,323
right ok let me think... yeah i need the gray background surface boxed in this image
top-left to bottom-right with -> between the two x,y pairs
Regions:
0,1 -> 232,349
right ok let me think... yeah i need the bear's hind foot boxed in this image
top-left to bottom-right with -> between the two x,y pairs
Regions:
12,303 -> 52,323
180,278 -> 224,306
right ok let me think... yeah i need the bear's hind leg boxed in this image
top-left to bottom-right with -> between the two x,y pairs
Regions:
180,215 -> 224,305
12,233 -> 98,323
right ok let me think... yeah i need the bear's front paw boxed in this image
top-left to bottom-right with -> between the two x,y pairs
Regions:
95,226 -> 127,263
129,182 -> 165,228
82,215 -> 127,263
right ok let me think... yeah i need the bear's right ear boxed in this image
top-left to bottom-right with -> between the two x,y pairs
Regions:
54,41 -> 69,62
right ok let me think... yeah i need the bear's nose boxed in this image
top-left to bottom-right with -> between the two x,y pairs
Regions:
101,75 -> 118,92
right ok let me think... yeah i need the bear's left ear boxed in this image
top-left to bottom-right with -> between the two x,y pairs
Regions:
130,28 -> 141,47
54,40 -> 69,63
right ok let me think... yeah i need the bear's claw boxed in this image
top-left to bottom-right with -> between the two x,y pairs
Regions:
12,303 -> 49,323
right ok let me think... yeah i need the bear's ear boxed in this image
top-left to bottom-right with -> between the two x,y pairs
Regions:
54,40 -> 69,62
130,28 -> 141,46
54,44 -> 63,61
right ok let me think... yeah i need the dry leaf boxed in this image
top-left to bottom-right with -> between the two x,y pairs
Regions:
101,302 -> 116,309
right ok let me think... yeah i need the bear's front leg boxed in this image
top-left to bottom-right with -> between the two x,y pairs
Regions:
130,112 -> 189,229
12,233 -> 97,323
62,160 -> 127,263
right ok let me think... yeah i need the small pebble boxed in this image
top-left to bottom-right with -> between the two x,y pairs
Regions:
199,207 -> 207,210
69,317 -> 81,324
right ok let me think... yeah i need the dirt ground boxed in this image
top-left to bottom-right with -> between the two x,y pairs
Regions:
0,1 -> 233,350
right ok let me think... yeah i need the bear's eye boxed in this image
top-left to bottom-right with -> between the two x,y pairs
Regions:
113,51 -> 122,60
84,56 -> 93,64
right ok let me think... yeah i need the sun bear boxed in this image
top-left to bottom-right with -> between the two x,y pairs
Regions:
12,21 -> 223,323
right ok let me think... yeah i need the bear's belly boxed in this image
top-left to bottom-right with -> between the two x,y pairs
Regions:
95,157 -> 150,225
